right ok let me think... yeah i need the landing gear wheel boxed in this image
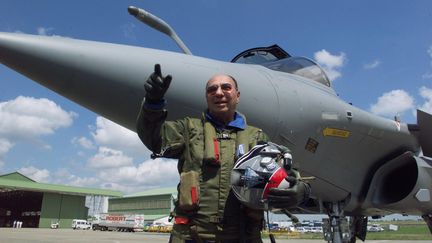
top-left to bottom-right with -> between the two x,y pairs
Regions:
323,202 -> 357,243
422,214 -> 432,234
349,216 -> 367,243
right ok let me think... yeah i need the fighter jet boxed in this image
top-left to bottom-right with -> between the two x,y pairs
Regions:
0,6 -> 431,243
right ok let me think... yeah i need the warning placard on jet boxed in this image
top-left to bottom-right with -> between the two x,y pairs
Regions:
323,127 -> 350,138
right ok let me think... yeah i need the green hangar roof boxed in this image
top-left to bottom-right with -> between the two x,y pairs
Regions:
0,172 -> 122,197
123,187 -> 177,198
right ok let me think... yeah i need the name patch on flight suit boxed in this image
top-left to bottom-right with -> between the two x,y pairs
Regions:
237,144 -> 245,157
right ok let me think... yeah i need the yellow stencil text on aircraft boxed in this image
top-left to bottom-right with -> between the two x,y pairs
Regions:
323,128 -> 350,138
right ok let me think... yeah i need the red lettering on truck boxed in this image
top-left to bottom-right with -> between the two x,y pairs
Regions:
105,216 -> 126,221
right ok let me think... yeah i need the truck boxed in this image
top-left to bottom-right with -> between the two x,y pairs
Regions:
91,214 -> 144,232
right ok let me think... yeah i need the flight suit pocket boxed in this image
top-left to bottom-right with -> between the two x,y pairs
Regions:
188,126 -> 204,163
179,170 -> 200,211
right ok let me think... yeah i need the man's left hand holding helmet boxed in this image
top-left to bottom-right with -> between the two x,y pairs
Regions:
267,169 -> 311,209
231,141 -> 311,211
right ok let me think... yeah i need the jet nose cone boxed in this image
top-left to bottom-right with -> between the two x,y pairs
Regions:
0,32 -> 36,70
127,6 -> 139,16
0,32 -> 19,57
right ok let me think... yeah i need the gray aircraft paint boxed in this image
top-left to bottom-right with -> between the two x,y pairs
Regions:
0,32 -> 431,218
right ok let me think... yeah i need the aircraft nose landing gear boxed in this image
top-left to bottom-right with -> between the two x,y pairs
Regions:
323,202 -> 367,243
323,202 -> 351,243
323,217 -> 351,243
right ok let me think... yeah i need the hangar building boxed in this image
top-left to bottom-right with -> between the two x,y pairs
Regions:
108,187 -> 177,223
0,172 -> 122,228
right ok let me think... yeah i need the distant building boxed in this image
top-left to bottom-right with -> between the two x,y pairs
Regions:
0,172 -> 122,228
108,187 -> 177,223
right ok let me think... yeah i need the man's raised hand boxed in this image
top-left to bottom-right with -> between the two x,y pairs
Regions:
144,64 -> 172,102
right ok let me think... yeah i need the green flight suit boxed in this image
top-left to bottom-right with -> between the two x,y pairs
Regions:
137,103 -> 268,243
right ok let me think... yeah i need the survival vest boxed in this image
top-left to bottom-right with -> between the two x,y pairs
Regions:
163,113 -> 267,241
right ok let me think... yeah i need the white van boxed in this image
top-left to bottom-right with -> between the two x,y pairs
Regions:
72,219 -> 91,230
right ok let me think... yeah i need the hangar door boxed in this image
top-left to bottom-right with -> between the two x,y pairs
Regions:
0,190 -> 43,227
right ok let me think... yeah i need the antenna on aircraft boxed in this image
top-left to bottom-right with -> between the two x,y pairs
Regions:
128,6 -> 193,55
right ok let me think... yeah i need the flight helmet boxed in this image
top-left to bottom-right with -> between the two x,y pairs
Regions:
231,142 -> 292,210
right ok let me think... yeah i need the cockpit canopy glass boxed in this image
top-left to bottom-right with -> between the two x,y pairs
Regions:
231,45 -> 331,87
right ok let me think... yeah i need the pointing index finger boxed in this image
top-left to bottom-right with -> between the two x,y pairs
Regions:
154,64 -> 162,77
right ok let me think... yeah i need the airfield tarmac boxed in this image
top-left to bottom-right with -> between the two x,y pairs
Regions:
0,228 -> 430,243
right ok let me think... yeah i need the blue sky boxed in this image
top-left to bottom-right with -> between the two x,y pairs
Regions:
1,1 -> 432,194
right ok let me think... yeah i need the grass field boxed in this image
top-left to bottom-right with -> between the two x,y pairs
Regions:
262,220 -> 432,240
366,221 -> 432,240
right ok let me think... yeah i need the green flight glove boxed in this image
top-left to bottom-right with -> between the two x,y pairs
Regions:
144,64 -> 172,103
267,170 -> 311,209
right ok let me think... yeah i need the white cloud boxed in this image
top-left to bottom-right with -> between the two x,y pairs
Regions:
37,27 -> 54,36
0,96 -> 75,168
59,172 -> 136,194
18,166 -> 50,183
51,156 -> 178,194
72,136 -> 95,150
49,168 -> 99,188
364,59 -> 381,69
98,158 -> 177,184
0,96 -> 75,140
69,176 -> 100,187
422,72 -> 432,79
370,89 -> 415,117
87,147 -> 133,169
0,139 -> 13,170
315,50 -> 345,67
423,46 -> 432,79
0,138 -> 13,157
50,115 -> 169,193
96,158 -> 178,193
428,45 -> 432,60
314,49 -> 346,80
92,116 -> 150,157
418,86 -> 432,113
122,23 -> 136,40
99,181 -> 137,193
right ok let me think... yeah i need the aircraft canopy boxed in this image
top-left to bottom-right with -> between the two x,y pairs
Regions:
231,45 -> 331,87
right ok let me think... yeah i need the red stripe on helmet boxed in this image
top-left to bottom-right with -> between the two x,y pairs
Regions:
262,167 -> 288,199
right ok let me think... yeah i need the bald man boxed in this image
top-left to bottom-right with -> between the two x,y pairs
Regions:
136,64 -> 309,243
